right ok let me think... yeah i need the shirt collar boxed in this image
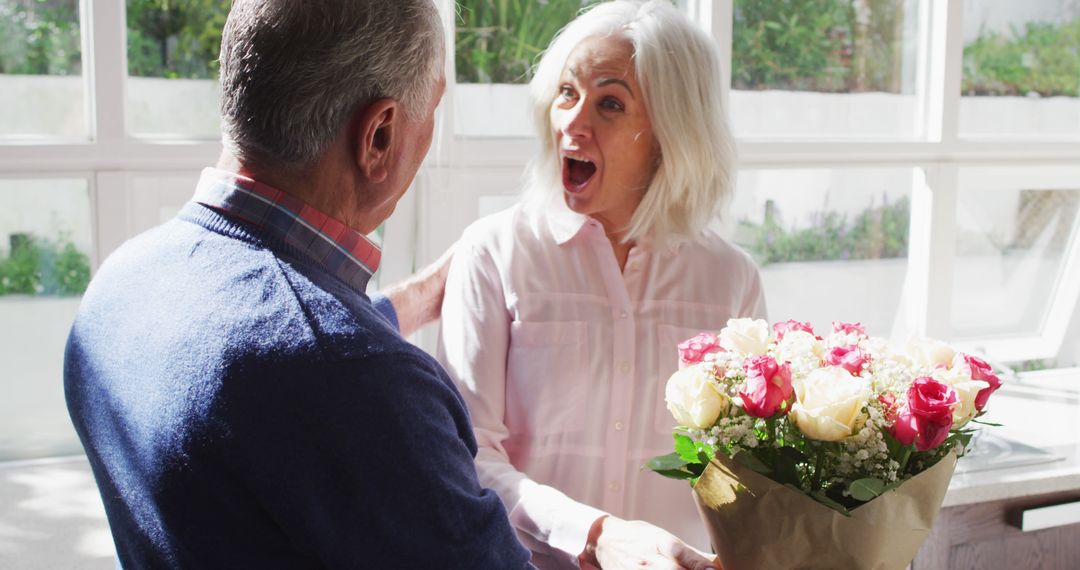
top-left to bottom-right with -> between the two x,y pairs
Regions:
542,196 -> 591,245
540,196 -> 658,251
192,167 -> 381,293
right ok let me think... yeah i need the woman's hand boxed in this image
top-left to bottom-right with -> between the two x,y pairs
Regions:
580,515 -> 721,570
382,242 -> 456,337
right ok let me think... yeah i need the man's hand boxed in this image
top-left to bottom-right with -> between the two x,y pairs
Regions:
580,515 -> 720,570
381,243 -> 456,337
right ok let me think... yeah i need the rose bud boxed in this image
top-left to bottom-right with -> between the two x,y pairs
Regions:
678,332 -> 724,369
772,319 -> 815,342
665,363 -> 730,429
719,318 -> 771,356
790,366 -> 872,441
825,345 -> 869,376
738,355 -> 793,418
889,377 -> 958,451
832,321 -> 866,336
963,354 -> 1002,411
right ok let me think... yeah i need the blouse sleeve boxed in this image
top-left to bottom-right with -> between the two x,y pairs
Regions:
740,255 -> 769,320
437,238 -> 607,568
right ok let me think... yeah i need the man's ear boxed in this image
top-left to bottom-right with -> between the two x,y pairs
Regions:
353,99 -> 398,184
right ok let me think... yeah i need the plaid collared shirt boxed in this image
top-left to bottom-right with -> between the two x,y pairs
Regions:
192,168 -> 381,293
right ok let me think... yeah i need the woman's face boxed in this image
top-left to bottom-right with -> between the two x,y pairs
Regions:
550,34 -> 658,234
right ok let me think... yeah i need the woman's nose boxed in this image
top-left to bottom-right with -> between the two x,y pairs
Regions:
559,103 -> 591,140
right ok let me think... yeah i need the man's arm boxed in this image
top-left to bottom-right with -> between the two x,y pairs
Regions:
377,244 -> 456,337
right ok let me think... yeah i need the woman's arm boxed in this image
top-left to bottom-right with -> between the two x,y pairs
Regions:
437,238 -> 607,567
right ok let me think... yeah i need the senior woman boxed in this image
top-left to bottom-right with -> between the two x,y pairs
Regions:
438,2 -> 765,568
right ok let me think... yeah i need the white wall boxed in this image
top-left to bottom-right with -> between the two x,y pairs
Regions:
0,297 -> 84,460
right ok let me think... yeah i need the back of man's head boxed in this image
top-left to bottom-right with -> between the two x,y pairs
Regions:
219,0 -> 444,171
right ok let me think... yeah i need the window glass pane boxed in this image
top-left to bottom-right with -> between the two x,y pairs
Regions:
0,179 -> 92,460
730,168 -> 914,335
730,0 -> 925,139
960,1 -> 1080,138
0,0 -> 85,140
126,0 -> 229,139
453,0 -> 602,138
951,169 -> 1080,337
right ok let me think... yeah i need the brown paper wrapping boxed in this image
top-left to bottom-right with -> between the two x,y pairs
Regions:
693,452 -> 957,570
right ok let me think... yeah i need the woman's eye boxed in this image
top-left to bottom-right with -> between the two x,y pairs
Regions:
558,85 -> 576,100
600,97 -> 624,112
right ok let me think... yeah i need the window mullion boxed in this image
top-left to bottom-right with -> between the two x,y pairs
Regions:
85,0 -> 128,146
904,164 -> 958,339
687,0 -> 733,120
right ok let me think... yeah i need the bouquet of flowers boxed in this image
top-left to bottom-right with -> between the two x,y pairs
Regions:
647,318 -> 1003,570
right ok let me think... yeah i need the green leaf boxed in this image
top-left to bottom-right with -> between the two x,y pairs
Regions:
774,447 -> 804,487
674,433 -> 699,464
653,469 -> 697,481
686,461 -> 707,477
733,450 -> 772,474
644,453 -> 689,472
848,478 -> 887,502
971,419 -> 1003,427
778,446 -> 809,464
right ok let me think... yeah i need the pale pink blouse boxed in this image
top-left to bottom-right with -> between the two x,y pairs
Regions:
437,201 -> 766,568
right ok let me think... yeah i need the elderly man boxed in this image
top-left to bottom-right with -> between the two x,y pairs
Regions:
63,1 -> 530,567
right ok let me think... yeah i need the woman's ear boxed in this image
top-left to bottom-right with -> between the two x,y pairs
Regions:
352,99 -> 398,184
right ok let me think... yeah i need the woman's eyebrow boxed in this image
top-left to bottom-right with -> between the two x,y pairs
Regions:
597,77 -> 634,98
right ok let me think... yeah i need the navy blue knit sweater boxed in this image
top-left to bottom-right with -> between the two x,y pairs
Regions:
64,202 -> 531,568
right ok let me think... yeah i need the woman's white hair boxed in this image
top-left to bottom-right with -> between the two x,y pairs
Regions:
524,0 -> 735,248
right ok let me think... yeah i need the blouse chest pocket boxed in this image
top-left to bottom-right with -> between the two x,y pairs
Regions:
505,320 -> 589,437
653,324 -> 714,434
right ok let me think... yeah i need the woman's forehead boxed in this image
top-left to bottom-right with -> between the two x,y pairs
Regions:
562,34 -> 636,80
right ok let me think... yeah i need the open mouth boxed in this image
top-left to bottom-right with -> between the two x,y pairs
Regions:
562,156 -> 597,194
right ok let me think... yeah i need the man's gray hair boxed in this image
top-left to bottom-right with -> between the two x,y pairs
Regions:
219,0 -> 444,169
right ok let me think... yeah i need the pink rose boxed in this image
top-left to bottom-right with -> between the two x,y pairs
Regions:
963,354 -> 1001,411
738,355 -> 793,418
889,377 -> 958,451
773,319 -> 815,341
832,321 -> 866,336
678,332 -> 724,368
825,345 -> 870,376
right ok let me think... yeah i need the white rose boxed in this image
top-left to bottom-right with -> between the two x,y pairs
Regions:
790,366 -> 871,442
933,355 -> 990,428
665,364 -> 730,429
774,330 -> 826,365
906,337 -> 956,369
719,318 -> 771,356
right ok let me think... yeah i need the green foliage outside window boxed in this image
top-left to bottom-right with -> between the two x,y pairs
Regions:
126,0 -> 229,79
0,233 -> 91,296
737,196 -> 910,266
732,0 -> 905,93
963,18 -> 1080,97
1,0 -> 1076,98
0,0 -> 81,76
455,0 -> 602,84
